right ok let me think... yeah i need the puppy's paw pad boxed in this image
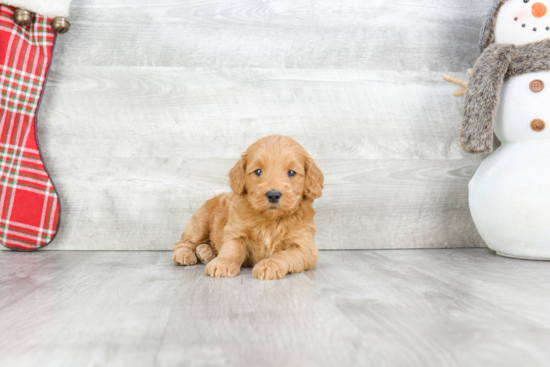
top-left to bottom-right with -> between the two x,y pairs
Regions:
205,258 -> 240,278
253,259 -> 288,280
196,244 -> 216,265
173,248 -> 198,266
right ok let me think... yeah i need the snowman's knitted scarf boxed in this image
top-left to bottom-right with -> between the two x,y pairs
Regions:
461,39 -> 550,154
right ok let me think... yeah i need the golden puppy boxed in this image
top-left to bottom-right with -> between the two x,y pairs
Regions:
172,135 -> 323,280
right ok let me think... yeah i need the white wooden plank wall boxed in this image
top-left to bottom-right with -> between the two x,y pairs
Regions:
30,0 -> 494,250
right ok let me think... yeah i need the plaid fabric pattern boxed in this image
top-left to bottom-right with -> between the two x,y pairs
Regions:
0,5 -> 59,251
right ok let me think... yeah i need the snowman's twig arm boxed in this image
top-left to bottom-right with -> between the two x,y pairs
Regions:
443,74 -> 468,88
442,69 -> 473,97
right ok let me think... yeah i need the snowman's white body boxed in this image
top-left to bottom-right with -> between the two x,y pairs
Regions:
469,71 -> 550,259
469,0 -> 550,259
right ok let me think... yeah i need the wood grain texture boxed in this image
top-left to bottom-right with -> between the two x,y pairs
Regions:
17,0 -> 497,250
39,67 -> 474,160
38,158 -> 484,250
56,0 -> 490,71
1,250 -> 549,367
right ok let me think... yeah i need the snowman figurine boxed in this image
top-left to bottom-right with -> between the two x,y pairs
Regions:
448,0 -> 550,260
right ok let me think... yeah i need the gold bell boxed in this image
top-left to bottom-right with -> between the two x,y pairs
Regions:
51,17 -> 70,34
13,9 -> 33,26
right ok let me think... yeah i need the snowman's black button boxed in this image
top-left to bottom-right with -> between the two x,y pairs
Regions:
530,79 -> 544,92
531,119 -> 545,132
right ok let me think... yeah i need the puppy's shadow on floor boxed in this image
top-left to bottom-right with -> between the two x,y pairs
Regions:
171,259 -> 319,304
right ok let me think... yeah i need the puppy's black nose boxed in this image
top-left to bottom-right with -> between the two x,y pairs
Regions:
266,190 -> 282,203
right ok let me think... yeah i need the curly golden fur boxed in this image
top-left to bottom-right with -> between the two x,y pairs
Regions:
172,135 -> 324,280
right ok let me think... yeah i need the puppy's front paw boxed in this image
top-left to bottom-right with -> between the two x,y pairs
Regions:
253,259 -> 289,280
196,244 -> 216,265
205,258 -> 241,278
173,248 -> 197,266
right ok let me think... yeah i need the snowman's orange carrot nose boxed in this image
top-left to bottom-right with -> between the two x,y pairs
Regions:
532,2 -> 547,18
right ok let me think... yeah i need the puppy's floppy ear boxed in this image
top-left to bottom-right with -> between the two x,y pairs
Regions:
304,155 -> 324,200
229,153 -> 248,195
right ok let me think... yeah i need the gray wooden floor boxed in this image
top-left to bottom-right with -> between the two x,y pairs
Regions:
1,249 -> 549,367
33,0 -> 497,250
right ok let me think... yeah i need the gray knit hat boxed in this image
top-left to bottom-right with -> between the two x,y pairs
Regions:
479,0 -> 507,52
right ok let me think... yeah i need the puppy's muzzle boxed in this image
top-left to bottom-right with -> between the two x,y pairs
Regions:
266,190 -> 282,204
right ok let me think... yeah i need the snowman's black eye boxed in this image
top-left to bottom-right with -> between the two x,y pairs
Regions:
547,26 -> 549,30
523,23 -> 526,27
514,17 -> 518,21
524,0 -> 530,3
254,169 -> 262,176
534,27 -> 537,31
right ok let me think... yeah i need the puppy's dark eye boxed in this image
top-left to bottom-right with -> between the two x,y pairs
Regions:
254,169 -> 262,176
288,170 -> 296,177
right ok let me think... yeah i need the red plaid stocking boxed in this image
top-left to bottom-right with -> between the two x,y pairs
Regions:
0,5 -> 60,251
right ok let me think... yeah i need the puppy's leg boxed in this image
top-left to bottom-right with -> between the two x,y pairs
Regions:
173,198 -> 216,266
253,239 -> 318,280
205,240 -> 246,278
195,244 -> 216,264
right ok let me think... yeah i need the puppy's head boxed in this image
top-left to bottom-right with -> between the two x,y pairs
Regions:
229,135 -> 323,218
